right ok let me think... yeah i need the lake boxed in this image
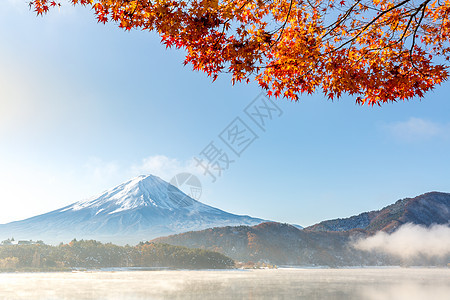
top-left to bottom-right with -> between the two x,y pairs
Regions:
0,268 -> 448,299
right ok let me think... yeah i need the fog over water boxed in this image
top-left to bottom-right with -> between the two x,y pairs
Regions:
0,268 -> 449,299
353,224 -> 450,259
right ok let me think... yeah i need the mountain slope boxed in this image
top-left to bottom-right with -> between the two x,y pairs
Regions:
0,175 -> 267,245
305,192 -> 450,233
152,222 -> 388,266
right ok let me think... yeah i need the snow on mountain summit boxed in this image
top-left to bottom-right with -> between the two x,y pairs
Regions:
65,175 -> 193,214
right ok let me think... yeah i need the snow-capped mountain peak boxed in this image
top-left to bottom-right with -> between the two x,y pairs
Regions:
0,174 -> 267,244
64,174 -> 195,214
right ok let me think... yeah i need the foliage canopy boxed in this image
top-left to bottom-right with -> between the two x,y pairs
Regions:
31,0 -> 450,105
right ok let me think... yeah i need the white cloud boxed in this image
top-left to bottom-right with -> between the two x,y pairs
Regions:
82,154 -> 203,186
353,223 -> 450,259
128,155 -> 201,182
84,154 -> 207,203
384,117 -> 449,142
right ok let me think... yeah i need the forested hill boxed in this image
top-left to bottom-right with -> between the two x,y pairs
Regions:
0,240 -> 234,271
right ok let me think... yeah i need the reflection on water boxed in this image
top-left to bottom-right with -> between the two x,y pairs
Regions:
0,268 -> 448,299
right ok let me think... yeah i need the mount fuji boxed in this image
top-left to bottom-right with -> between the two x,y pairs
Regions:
0,175 -> 267,245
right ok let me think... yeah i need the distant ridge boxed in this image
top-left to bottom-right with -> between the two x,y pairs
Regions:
305,192 -> 450,233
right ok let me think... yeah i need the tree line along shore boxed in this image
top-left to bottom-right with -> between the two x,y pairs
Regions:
0,239 -> 235,271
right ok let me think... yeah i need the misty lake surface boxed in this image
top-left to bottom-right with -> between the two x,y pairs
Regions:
0,268 -> 449,299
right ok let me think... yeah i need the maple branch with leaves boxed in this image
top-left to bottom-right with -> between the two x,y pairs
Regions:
29,0 -> 449,105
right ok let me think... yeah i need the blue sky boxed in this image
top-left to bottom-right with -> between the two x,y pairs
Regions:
1,1 -> 449,226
